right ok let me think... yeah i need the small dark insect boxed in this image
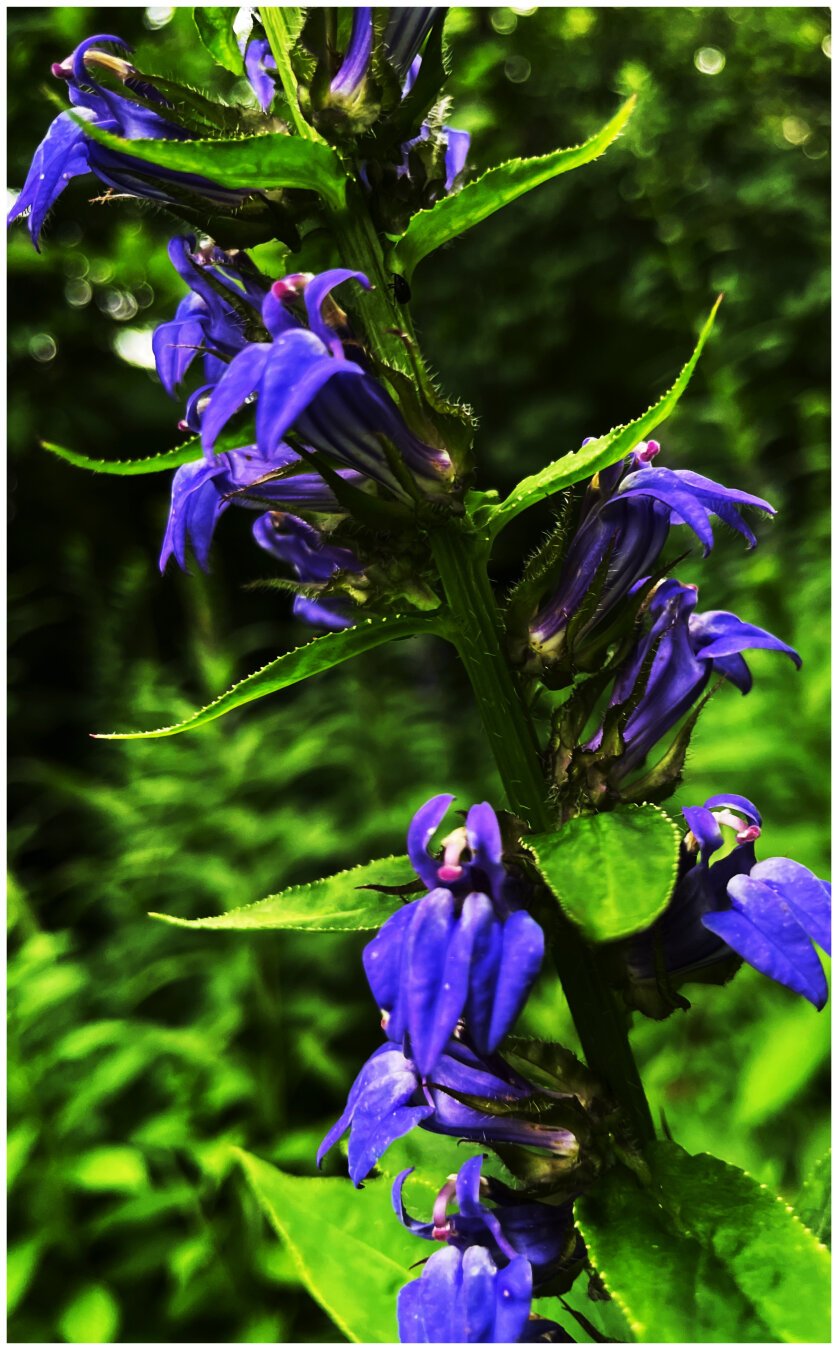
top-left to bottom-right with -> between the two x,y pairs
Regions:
389,273 -> 412,305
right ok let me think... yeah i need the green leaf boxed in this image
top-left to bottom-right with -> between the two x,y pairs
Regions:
489,295 -> 722,536
7,1237 -> 42,1318
150,854 -> 415,931
59,1285 -> 120,1344
797,1150 -> 831,1248
41,420 -> 260,476
69,1146 -> 149,1193
192,8 -> 244,75
732,995 -> 830,1127
42,436 -> 202,477
526,805 -> 680,943
74,117 -> 347,209
94,614 -> 444,739
260,8 -> 321,143
387,96 -> 636,280
576,1141 -> 831,1343
236,1149 -> 424,1343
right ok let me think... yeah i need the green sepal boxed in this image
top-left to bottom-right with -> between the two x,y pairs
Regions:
93,613 -> 446,739
488,295 -> 723,537
501,1037 -> 603,1108
504,498 -> 576,662
150,854 -> 416,932
192,8 -> 245,76
526,805 -> 681,944
387,96 -> 637,281
616,680 -> 722,805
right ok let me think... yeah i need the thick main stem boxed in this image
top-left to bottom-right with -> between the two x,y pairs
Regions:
430,522 -> 655,1144
327,185 -> 653,1142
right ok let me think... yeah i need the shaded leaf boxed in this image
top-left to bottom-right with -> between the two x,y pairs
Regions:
388,96 -> 636,280
527,805 -> 680,943
236,1149 -> 424,1343
193,7 -> 244,76
150,854 -> 415,932
94,614 -> 445,739
489,296 -> 722,537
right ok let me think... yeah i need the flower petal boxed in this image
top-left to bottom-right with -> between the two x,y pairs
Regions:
704,876 -> 828,1008
749,857 -> 831,955
407,794 -> 456,889
200,344 -> 269,454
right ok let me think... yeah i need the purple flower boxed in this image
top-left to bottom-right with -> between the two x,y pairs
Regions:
591,578 -> 801,780
200,268 -> 455,499
626,794 -> 831,1009
393,1154 -> 575,1287
330,7 -> 374,98
316,1036 -> 576,1186
253,510 -> 362,630
397,1246 -> 540,1344
160,441 -> 359,572
8,35 -> 247,248
241,36 -> 277,112
363,797 -> 544,1076
529,440 -> 775,667
153,235 -> 266,397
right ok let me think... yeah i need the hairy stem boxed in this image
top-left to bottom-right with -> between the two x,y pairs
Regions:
431,520 -> 655,1143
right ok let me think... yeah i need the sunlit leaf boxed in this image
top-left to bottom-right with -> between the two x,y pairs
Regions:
75,117 -> 347,208
42,437 -> 201,477
193,7 -> 244,76
150,854 -> 415,931
488,296 -> 722,536
387,96 -> 636,280
796,1149 -> 831,1248
576,1141 -> 831,1343
236,1149 -> 424,1343
58,1285 -> 120,1344
526,805 -> 680,943
95,614 -> 445,739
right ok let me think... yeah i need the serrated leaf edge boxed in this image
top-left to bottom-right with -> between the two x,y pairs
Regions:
148,853 -> 412,930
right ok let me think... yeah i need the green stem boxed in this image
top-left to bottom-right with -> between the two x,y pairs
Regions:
323,163 -> 653,1142
430,521 -> 655,1144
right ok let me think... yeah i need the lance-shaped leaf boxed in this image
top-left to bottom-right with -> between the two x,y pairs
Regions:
41,421 -> 260,476
42,437 -> 202,477
261,7 -> 320,143
94,614 -> 445,740
489,295 -> 722,537
387,96 -> 636,280
526,805 -> 680,944
235,1150 -> 425,1344
193,7 -> 244,76
576,1142 -> 831,1343
75,117 -> 347,208
150,854 -> 416,932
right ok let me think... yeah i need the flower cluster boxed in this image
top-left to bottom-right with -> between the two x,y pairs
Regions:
318,796 -> 592,1340
7,34 -> 252,250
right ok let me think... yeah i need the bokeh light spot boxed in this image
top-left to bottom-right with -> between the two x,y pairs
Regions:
695,47 -> 726,76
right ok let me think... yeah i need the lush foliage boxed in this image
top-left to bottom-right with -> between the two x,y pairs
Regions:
8,6 -> 830,1344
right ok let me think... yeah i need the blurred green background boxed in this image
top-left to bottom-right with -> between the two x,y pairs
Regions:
8,5 -> 830,1342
